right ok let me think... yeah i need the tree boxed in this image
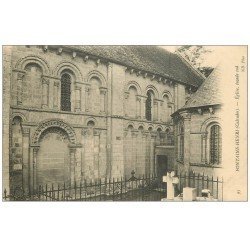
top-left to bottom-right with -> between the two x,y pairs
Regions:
177,46 -> 213,77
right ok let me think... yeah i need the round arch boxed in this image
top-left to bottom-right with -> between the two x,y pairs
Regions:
162,91 -> 173,103
145,85 -> 159,98
126,81 -> 142,95
156,125 -> 164,132
11,112 -> 27,124
87,70 -> 107,86
86,117 -> 98,127
53,61 -> 83,81
126,122 -> 135,130
32,119 -> 77,145
200,117 -> 221,133
15,55 -> 50,75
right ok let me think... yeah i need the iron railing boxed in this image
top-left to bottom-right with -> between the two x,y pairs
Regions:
3,172 -> 166,201
176,172 -> 223,200
3,171 -> 223,201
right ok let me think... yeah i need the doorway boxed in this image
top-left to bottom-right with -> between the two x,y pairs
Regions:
157,155 -> 168,179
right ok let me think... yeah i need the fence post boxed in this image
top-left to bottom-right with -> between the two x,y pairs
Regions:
74,181 -> 77,200
99,179 -> 102,201
188,171 -> 190,187
52,184 -> 54,201
216,176 -> 219,199
202,173 -> 204,190
222,177 -> 224,201
63,182 -> 66,201
112,178 -> 115,201
57,184 -> 60,201
84,179 -> 87,201
197,173 -> 200,196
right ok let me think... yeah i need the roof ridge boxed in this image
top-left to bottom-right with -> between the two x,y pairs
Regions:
176,51 -> 206,80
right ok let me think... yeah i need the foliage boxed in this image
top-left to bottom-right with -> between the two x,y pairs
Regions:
177,46 -> 213,77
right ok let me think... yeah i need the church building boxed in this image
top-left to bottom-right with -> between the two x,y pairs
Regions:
3,45 -> 205,193
172,65 -> 223,176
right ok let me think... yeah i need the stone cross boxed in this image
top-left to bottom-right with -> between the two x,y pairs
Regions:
163,171 -> 179,200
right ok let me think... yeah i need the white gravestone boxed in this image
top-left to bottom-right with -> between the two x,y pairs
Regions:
162,171 -> 179,200
183,187 -> 197,201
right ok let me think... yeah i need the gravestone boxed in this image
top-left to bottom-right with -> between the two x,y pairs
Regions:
162,171 -> 179,200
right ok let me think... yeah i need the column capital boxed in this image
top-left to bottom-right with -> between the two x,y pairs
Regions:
82,128 -> 89,136
22,126 -> 30,136
124,91 -> 129,99
32,145 -> 40,153
179,111 -> 191,121
136,96 -> 141,102
94,129 -> 101,136
54,80 -> 60,87
42,77 -> 50,85
17,72 -> 25,80
100,87 -> 107,95
201,133 -> 207,139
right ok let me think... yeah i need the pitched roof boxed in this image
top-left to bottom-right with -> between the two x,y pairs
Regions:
179,65 -> 222,110
64,45 -> 204,87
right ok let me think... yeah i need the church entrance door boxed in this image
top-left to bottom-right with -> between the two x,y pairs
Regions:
157,155 -> 168,179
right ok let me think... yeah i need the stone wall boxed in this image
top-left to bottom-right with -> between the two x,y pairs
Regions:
174,106 -> 224,178
4,45 -> 193,191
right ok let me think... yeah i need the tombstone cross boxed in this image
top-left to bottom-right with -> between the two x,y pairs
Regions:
163,171 -> 179,200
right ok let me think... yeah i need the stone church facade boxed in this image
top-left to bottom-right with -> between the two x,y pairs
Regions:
3,45 -> 204,193
172,65 -> 223,177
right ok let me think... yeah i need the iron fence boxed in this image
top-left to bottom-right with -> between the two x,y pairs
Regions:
3,171 -> 223,201
3,173 -> 166,201
176,172 -> 223,200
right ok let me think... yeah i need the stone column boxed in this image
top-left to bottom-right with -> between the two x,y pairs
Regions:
150,132 -> 157,175
131,131 -> 138,174
32,146 -> 40,192
168,103 -> 174,121
94,129 -> 101,178
180,111 -> 191,172
81,128 -> 88,181
153,100 -> 158,121
201,133 -> 207,163
124,92 -> 129,117
100,87 -> 107,114
53,81 -> 59,109
160,101 -> 164,122
41,77 -> 49,108
75,86 -> 81,112
17,72 -> 25,106
69,147 -> 76,186
136,96 -> 141,119
22,127 -> 30,193
174,83 -> 178,111
141,96 -> 146,120
85,85 -> 91,112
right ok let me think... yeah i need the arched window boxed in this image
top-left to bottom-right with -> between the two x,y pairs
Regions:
163,95 -> 170,123
61,73 -> 71,111
210,125 -> 222,164
128,86 -> 137,117
146,91 -> 153,121
23,63 -> 43,108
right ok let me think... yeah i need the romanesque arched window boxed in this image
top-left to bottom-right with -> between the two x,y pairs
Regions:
127,86 -> 137,117
146,91 -> 153,121
61,73 -> 71,111
210,125 -> 222,164
23,63 -> 43,108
